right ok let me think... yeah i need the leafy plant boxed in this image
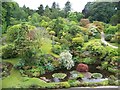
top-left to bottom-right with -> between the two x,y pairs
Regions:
45,63 -> 55,71
82,57 -> 95,64
51,44 -> 62,55
68,79 -> 80,87
91,73 -> 103,79
2,44 -> 18,59
52,73 -> 67,79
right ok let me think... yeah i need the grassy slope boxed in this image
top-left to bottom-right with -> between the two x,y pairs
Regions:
1,38 -> 59,88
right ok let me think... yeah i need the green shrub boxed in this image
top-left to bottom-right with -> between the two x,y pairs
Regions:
58,82 -> 70,88
29,66 -> 45,76
68,79 -> 80,87
2,44 -> 18,59
7,24 -> 35,42
91,73 -> 103,79
105,25 -> 118,34
111,32 -> 120,44
72,36 -> 84,46
51,44 -> 62,55
108,75 -> 117,85
82,57 -> 95,64
85,41 -> 107,59
105,34 -> 114,41
45,63 -> 55,71
52,73 -> 67,79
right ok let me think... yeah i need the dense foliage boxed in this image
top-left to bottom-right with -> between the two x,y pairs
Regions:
1,1 -> 119,89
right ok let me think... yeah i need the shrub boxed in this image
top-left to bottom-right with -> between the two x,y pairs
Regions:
2,44 -> 18,59
76,63 -> 89,72
68,79 -> 80,87
105,25 -> 118,34
45,63 -> 55,71
7,24 -> 35,42
52,73 -> 67,79
72,36 -> 84,46
51,44 -> 62,55
85,41 -> 107,59
59,82 -> 70,88
82,57 -> 95,64
59,50 -> 74,70
37,54 -> 54,66
111,32 -> 120,44
105,34 -> 114,41
80,19 -> 90,27
108,75 -> 117,85
91,73 -> 103,79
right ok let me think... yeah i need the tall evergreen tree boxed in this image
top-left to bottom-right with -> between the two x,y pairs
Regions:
37,4 -> 44,15
64,1 -> 71,17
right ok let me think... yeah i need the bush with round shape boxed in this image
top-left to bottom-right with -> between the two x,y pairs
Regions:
72,36 -> 84,46
2,44 -> 18,59
105,34 -> 113,41
52,73 -> 67,79
91,73 -> 103,79
76,63 -> 89,72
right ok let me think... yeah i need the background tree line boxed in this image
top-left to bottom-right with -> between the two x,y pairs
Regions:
1,1 -> 120,34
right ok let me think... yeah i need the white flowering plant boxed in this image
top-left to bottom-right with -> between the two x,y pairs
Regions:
59,50 -> 74,70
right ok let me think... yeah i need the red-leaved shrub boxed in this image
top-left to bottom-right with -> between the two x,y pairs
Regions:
76,63 -> 89,72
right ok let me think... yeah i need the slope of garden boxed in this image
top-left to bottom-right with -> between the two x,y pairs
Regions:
1,1 -> 119,89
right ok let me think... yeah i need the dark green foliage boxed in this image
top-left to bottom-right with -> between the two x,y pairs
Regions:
64,1 -> 71,16
37,4 -> 44,16
82,2 -> 118,23
105,34 -> 114,41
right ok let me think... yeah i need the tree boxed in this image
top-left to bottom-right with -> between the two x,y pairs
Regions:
50,2 -> 60,19
43,5 -> 51,17
37,4 -> 44,16
82,2 -> 118,23
110,10 -> 120,25
52,2 -> 57,9
64,1 -> 71,17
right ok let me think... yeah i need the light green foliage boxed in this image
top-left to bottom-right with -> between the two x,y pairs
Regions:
28,13 -> 41,26
40,20 -> 49,27
111,31 -> 120,44
105,25 -> 118,34
51,44 -> 62,55
59,50 -> 74,70
7,23 -> 35,42
85,41 -> 107,59
91,73 -> 103,79
28,66 -> 45,76
2,44 -> 18,59
83,57 -> 95,64
68,80 -> 80,87
68,12 -> 77,22
72,35 -> 84,46
52,73 -> 67,79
